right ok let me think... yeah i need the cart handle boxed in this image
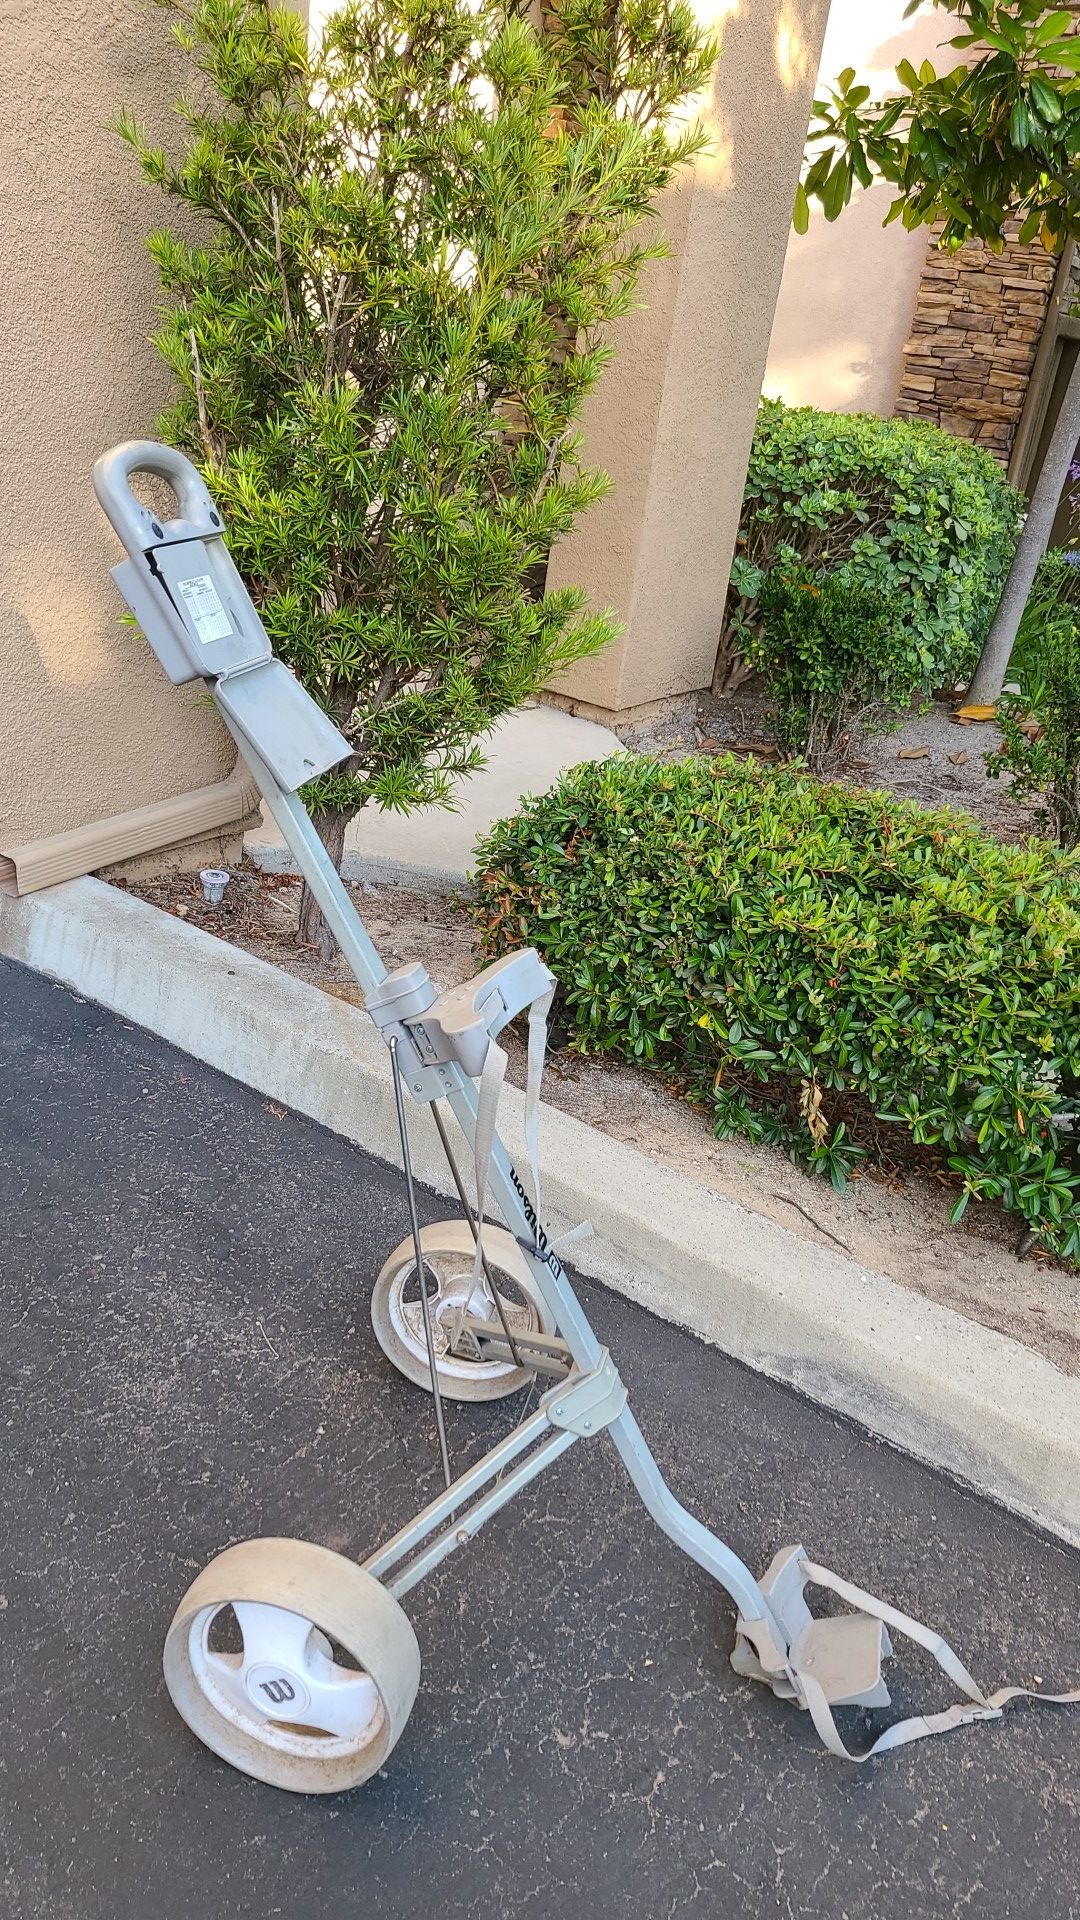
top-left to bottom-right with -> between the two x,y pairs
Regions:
92,439 -> 222,552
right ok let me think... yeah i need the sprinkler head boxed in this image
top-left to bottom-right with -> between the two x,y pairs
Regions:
200,868 -> 231,907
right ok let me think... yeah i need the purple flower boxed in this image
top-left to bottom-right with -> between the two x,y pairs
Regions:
1063,549 -> 1080,567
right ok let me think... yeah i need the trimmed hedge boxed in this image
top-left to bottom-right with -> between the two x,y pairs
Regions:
720,398 -> 1022,695
472,754 -> 1080,1261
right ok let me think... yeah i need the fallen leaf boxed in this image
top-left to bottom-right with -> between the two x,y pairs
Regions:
955,703 -> 997,722
263,1100 -> 288,1119
948,750 -> 968,766
897,746 -> 930,760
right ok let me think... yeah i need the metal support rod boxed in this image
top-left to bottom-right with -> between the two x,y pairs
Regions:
429,1100 -> 525,1370
384,1428 -> 578,1600
461,1323 -> 571,1361
218,723 -> 604,1378
362,1407 -> 554,1581
607,1405 -> 788,1641
444,1081 -> 607,1379
389,1037 -> 452,1492
222,727 -> 389,998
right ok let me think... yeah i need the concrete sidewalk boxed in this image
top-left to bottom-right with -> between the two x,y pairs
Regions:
1,956 -> 1077,1920
245,702 -> 621,883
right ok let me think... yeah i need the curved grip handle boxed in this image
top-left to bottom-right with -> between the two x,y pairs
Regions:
92,440 -> 222,551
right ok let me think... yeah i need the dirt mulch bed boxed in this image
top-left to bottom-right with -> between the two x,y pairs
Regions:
116,862 -> 1080,1377
616,687 -> 1033,841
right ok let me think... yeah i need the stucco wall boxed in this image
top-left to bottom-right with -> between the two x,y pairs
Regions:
764,1 -> 961,417
548,0 -> 830,715
0,0 -> 235,853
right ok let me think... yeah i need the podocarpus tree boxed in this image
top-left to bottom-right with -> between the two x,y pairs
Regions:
796,0 -> 1080,706
120,0 -> 714,955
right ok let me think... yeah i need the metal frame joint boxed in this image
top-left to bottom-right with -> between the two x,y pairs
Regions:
543,1349 -> 626,1437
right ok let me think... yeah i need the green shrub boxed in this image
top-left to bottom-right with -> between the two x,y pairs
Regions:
471,753 -> 1080,1261
720,397 -> 1022,696
747,566 -> 898,770
989,550 -> 1080,849
1000,546 -> 1080,699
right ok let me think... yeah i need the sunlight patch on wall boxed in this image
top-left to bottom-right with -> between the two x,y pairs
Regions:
657,0 -> 739,147
775,8 -> 812,90
692,106 -> 735,191
762,337 -> 876,411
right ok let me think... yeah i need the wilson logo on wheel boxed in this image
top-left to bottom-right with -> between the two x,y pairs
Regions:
258,1677 -> 296,1706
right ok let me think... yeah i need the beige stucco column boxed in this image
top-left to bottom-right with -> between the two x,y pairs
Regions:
546,0 -> 830,720
0,0 -> 240,863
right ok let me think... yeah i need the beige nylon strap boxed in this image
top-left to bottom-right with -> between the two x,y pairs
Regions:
465,1034 -> 510,1308
463,987 -> 589,1322
524,986 -> 554,1224
797,1558 -> 1080,1761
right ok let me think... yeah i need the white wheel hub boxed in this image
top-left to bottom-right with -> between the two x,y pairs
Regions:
390,1261 -> 535,1371
164,1538 -> 420,1792
188,1600 -> 383,1754
245,1662 -> 312,1718
371,1220 -> 556,1403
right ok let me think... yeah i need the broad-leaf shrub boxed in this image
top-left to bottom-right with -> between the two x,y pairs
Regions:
747,567 -> 897,770
989,550 -> 1080,848
720,398 -> 1021,696
472,754 -> 1080,1260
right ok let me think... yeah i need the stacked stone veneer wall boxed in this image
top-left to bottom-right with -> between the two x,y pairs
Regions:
894,221 -> 1057,463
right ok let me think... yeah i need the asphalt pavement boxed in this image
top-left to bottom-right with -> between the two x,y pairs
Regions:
0,955 -> 1077,1919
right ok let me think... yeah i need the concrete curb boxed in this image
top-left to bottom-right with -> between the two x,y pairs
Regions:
3,875 -> 1078,1548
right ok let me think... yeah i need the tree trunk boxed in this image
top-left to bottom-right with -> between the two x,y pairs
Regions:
966,351 -> 1080,707
296,808 -> 350,962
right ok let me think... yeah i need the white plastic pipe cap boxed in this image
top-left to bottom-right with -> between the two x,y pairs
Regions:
200,868 -> 231,906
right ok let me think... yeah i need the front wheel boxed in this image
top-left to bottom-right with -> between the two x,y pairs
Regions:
163,1537 -> 420,1793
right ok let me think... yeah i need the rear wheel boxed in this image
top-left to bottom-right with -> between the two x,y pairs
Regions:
371,1219 -> 553,1402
